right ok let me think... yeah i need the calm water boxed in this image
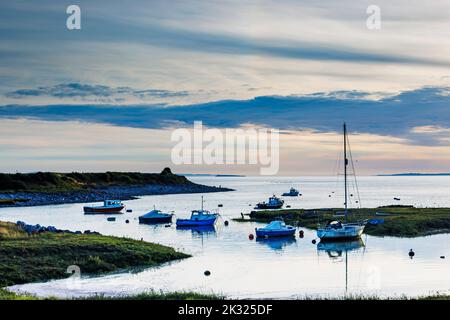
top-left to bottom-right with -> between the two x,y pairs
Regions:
2,176 -> 450,298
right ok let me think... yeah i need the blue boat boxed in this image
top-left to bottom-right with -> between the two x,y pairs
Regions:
139,209 -> 173,224
176,196 -> 219,227
255,195 -> 284,209
176,210 -> 218,227
255,220 -> 296,238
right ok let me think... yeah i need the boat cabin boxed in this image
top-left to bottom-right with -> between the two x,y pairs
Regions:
104,200 -> 122,206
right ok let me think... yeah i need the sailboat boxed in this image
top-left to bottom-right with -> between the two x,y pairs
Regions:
317,123 -> 367,241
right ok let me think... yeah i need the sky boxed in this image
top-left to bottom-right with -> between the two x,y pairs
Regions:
0,0 -> 449,175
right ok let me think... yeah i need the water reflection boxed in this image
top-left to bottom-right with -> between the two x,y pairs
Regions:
256,237 -> 297,251
176,225 -> 218,237
317,238 -> 366,293
317,239 -> 365,259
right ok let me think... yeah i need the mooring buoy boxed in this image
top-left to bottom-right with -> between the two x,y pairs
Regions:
125,219 -> 129,224
249,234 -> 254,240
299,230 -> 304,238
204,270 -> 211,276
224,220 -> 229,226
312,239 -> 316,244
409,249 -> 415,258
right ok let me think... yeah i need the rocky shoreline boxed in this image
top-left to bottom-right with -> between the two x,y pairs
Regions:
0,183 -> 233,207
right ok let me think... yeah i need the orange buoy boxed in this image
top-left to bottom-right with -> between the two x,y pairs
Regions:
249,234 -> 254,240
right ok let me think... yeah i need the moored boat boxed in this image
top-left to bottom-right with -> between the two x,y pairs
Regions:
255,220 -> 296,238
84,200 -> 125,214
317,123 -> 367,241
139,209 -> 173,224
317,220 -> 366,241
282,187 -> 300,197
176,210 -> 218,227
176,196 -> 219,227
255,195 -> 284,209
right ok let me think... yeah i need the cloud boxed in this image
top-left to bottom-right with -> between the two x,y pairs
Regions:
5,83 -> 189,102
1,86 -> 449,146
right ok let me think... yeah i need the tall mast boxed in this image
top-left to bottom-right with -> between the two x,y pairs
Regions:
201,195 -> 204,211
344,122 -> 348,222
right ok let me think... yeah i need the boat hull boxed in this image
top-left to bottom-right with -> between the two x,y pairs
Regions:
139,215 -> 172,224
317,224 -> 365,241
255,204 -> 283,209
83,205 -> 124,214
176,216 -> 218,227
256,228 -> 296,238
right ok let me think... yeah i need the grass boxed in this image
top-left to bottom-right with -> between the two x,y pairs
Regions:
0,221 -> 189,288
0,288 -> 221,300
0,168 -> 190,193
0,288 -> 39,300
2,287 -> 448,300
295,293 -> 450,300
79,291 -> 224,300
235,206 -> 450,237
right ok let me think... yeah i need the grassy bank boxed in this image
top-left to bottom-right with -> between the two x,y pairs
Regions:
0,288 -> 221,300
0,221 -> 189,288
2,287 -> 448,300
235,206 -> 450,237
0,168 -> 189,193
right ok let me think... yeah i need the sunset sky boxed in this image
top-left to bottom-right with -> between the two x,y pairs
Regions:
0,0 -> 449,175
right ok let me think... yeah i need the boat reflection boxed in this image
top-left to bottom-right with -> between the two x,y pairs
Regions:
256,236 -> 296,251
317,238 -> 365,259
317,238 -> 366,293
176,225 -> 217,236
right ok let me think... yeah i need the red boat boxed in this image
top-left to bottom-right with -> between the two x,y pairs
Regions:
84,200 -> 125,214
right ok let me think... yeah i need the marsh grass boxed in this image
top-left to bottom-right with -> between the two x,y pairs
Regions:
236,206 -> 450,237
0,221 -> 189,287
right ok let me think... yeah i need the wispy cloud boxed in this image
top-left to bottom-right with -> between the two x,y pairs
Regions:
1,0 -> 449,104
5,83 -> 189,103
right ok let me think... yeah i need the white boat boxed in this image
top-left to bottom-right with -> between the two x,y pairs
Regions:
317,123 -> 367,241
317,221 -> 366,240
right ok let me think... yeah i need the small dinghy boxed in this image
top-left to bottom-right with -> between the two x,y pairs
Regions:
139,209 -> 173,224
255,220 -> 296,238
84,200 -> 125,214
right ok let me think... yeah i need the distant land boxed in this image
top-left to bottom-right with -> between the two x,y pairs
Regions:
181,173 -> 245,177
0,168 -> 233,207
378,173 -> 450,176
